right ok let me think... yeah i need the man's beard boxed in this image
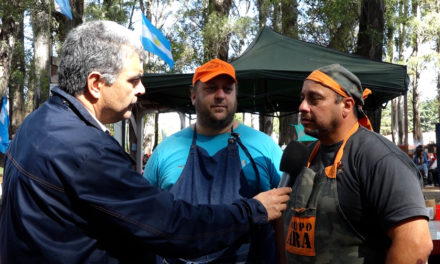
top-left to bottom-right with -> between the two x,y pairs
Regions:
196,101 -> 237,131
303,116 -> 339,140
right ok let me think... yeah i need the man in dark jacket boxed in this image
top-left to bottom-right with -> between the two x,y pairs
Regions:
0,20 -> 291,264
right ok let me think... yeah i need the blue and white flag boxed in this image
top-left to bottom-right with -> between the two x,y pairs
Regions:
54,0 -> 73,20
0,96 -> 10,154
141,13 -> 174,69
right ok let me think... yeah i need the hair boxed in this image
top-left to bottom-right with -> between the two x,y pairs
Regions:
58,20 -> 145,96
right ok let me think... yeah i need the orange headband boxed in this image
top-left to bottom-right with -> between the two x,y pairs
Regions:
306,70 -> 372,103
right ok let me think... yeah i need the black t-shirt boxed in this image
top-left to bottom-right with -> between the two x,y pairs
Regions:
308,126 -> 428,248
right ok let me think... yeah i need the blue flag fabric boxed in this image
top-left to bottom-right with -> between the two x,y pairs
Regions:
293,124 -> 317,142
141,14 -> 174,69
0,96 -> 10,154
54,0 -> 73,20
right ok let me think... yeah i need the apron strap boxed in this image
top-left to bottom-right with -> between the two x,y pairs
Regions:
307,123 -> 360,178
231,130 -> 262,193
192,124 -> 198,146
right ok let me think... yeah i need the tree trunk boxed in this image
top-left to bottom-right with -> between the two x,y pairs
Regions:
0,0 -> 25,98
257,0 -> 277,136
203,0 -> 232,61
178,112 -> 186,129
257,0 -> 270,29
327,2 -> 359,52
8,16 -> 26,137
411,2 -> 423,145
278,0 -> 298,146
437,3 -> 440,122
397,96 -> 404,145
142,112 -> 156,155
279,113 -> 297,146
395,0 -> 409,145
31,0 -> 51,109
413,70 -> 423,144
391,98 -> 397,143
355,0 -> 385,132
259,114 -> 273,136
356,0 -> 384,61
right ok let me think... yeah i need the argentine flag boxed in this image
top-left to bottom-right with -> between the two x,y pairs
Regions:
141,13 -> 174,69
0,96 -> 9,154
54,0 -> 73,20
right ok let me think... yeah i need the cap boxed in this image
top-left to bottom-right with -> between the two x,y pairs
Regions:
192,58 -> 237,87
315,64 -> 365,106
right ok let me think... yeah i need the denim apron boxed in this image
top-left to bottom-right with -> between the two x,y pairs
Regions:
164,125 -> 275,263
284,123 -> 382,263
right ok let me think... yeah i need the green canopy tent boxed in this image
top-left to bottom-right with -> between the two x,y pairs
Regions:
140,27 -> 409,114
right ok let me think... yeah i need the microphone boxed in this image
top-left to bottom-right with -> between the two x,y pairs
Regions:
278,141 -> 308,187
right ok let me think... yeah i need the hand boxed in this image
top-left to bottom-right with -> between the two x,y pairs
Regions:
253,187 -> 291,221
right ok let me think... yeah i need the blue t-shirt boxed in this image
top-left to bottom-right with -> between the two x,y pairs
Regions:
144,123 -> 283,191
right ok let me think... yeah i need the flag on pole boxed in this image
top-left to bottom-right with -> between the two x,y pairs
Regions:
141,13 -> 174,69
0,96 -> 10,154
54,0 -> 73,20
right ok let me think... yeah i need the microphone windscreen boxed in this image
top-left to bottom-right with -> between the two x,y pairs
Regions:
280,141 -> 308,178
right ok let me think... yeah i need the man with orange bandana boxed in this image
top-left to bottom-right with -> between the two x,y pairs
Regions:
282,64 -> 432,263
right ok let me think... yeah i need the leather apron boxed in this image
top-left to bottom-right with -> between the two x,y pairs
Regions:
284,123 -> 380,263
165,125 -> 275,263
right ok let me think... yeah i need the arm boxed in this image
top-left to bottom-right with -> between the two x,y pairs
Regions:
73,143 -> 291,259
273,217 -> 286,264
385,217 -> 432,264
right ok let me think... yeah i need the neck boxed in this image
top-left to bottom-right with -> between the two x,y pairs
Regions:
76,94 -> 96,117
320,117 -> 358,145
194,120 -> 238,136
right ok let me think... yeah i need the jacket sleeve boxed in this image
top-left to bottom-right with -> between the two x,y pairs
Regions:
66,141 -> 268,259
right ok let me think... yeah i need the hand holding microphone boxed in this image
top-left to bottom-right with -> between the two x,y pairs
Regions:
278,141 -> 308,188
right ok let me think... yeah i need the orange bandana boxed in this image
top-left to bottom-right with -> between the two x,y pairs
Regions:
306,70 -> 373,131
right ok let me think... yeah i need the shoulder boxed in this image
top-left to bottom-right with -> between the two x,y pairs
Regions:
154,127 -> 193,150
236,124 -> 277,144
346,127 -> 412,165
236,123 -> 282,158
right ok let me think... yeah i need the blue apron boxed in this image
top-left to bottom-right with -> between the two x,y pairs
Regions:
165,125 -> 275,263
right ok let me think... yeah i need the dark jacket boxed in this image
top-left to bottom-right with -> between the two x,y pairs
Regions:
0,87 -> 267,263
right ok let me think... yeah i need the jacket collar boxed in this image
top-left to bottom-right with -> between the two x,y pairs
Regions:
50,86 -> 103,131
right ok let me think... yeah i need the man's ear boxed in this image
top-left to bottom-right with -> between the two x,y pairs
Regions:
86,72 -> 104,100
342,97 -> 355,118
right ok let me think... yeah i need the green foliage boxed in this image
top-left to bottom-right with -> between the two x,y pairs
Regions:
299,0 -> 360,51
85,0 -> 133,24
420,98 -> 439,131
166,0 -> 257,71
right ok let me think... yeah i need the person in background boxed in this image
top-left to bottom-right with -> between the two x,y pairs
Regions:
144,58 -> 284,263
414,145 -> 430,185
0,20 -> 292,264
282,64 -> 432,263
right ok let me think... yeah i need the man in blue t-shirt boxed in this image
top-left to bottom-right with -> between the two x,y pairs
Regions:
144,58 -> 283,263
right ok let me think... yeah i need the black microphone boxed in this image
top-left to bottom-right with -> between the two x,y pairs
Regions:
278,141 -> 308,187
